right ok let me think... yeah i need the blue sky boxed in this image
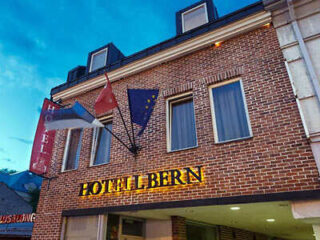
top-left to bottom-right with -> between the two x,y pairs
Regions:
0,0 -> 256,172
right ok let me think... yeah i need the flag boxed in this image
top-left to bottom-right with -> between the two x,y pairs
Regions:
128,89 -> 159,136
94,73 -> 118,115
30,98 -> 60,175
44,101 -> 104,130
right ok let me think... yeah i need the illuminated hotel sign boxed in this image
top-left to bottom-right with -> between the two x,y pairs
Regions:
79,166 -> 203,197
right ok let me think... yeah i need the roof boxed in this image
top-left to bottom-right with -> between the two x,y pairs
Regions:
0,222 -> 33,237
0,183 -> 33,215
0,171 -> 42,193
51,1 -> 264,96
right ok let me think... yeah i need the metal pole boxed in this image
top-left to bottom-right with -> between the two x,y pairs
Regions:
127,89 -> 137,149
117,106 -> 134,148
103,125 -> 132,152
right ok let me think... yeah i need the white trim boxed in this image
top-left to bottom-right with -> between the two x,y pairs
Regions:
97,215 -> 107,240
89,48 -> 108,73
284,61 -> 309,138
90,117 -> 113,167
208,78 -> 253,144
182,3 -> 209,33
60,217 -> 67,240
166,92 -> 198,152
287,0 -> 320,105
61,128 -> 82,172
52,11 -> 271,101
61,129 -> 72,172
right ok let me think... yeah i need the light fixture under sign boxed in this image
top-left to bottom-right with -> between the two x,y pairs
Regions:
230,207 -> 240,211
266,218 -> 275,222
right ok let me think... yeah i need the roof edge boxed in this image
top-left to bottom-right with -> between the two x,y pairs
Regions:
52,2 -> 269,100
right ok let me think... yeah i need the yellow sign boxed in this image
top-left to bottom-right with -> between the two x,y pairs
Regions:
79,166 -> 203,197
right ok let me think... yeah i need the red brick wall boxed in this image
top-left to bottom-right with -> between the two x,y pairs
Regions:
32,25 -> 320,239
171,217 -> 285,240
218,226 -> 285,240
172,216 -> 187,240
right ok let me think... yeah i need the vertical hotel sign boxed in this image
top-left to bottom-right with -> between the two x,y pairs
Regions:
29,98 -> 60,175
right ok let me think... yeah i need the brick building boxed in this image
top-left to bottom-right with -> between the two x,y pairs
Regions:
32,0 -> 320,239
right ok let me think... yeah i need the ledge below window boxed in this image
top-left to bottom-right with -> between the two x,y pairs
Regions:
214,136 -> 253,145
167,145 -> 199,154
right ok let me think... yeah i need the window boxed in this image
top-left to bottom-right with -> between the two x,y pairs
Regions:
209,79 -> 252,143
62,128 -> 83,171
91,121 -> 112,166
186,222 -> 217,240
90,48 -> 108,72
121,218 -> 144,237
167,94 -> 197,151
64,215 -> 99,240
182,3 -> 208,32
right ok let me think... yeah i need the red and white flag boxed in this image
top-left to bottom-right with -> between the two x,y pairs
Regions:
94,73 -> 118,115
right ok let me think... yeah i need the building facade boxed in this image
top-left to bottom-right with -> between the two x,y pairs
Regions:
32,1 -> 320,239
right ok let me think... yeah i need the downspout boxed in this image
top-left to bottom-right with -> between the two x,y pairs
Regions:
286,0 -> 320,105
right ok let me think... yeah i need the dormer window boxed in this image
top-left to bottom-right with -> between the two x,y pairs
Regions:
176,0 -> 218,35
90,48 -> 108,72
182,3 -> 208,32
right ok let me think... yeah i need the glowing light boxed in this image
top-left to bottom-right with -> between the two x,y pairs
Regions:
215,41 -> 222,47
264,23 -> 271,28
230,207 -> 240,211
266,219 -> 275,222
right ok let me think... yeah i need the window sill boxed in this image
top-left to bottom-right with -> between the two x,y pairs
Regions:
60,168 -> 78,173
89,162 -> 110,168
167,145 -> 198,153
215,136 -> 253,144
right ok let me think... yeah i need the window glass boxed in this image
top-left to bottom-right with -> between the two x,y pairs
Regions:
93,122 -> 112,165
121,218 -> 144,237
65,128 -> 83,170
183,5 -> 207,32
170,97 -> 197,151
186,224 -> 217,240
64,216 -> 99,240
90,49 -> 107,72
211,81 -> 251,142
106,214 -> 120,240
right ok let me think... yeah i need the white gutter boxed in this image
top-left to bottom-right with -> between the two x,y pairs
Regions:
287,0 -> 320,104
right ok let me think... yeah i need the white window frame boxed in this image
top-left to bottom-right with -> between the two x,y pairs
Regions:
181,3 -> 209,33
61,128 -> 82,172
166,92 -> 198,152
90,115 -> 113,167
208,78 -> 253,144
89,48 -> 108,72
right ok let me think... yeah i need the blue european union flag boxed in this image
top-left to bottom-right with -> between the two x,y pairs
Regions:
128,89 -> 159,136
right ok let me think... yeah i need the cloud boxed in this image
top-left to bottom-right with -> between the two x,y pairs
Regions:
1,158 -> 12,162
9,137 -> 33,145
0,48 -> 63,94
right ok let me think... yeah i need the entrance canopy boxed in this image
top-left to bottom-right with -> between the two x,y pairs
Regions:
114,201 -> 314,240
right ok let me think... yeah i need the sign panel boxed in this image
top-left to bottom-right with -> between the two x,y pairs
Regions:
29,98 -> 60,175
0,213 -> 36,224
79,166 -> 203,197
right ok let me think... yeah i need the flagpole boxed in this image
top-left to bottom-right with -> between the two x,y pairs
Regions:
103,125 -> 132,153
117,106 -> 134,149
127,88 -> 137,150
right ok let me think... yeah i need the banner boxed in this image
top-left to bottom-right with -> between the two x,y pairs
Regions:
0,213 -> 35,224
29,98 -> 60,175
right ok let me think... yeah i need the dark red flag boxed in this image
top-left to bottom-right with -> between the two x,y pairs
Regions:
94,73 -> 118,115
30,98 -> 60,175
